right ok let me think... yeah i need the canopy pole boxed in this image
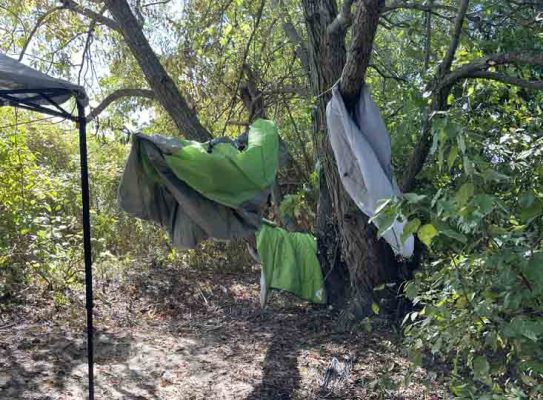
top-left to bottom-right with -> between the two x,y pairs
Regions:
77,100 -> 94,400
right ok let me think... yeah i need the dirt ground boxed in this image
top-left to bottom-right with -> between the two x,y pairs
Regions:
0,263 -> 445,399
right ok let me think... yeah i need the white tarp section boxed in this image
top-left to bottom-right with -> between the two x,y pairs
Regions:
0,53 -> 88,106
326,85 -> 414,258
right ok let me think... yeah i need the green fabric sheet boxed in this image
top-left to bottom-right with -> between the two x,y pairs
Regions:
164,119 -> 279,208
256,222 -> 326,304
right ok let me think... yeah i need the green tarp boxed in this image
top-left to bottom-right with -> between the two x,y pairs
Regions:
256,221 -> 326,304
119,119 -> 326,304
165,119 -> 279,209
118,119 -> 279,248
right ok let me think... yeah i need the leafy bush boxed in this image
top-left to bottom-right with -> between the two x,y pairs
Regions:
0,110 -> 256,305
394,114 -> 543,398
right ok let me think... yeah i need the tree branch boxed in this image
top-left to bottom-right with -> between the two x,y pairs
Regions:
19,6 -> 64,61
383,1 -> 456,13
328,0 -> 355,35
339,0 -> 385,106
104,0 -> 211,141
78,5 -> 107,84
221,0 -> 266,135
87,88 -> 155,120
276,0 -> 311,74
438,0 -> 469,76
61,0 -> 120,31
369,63 -> 408,82
423,0 -> 433,71
463,71 -> 543,90
438,52 -> 543,89
401,51 -> 543,192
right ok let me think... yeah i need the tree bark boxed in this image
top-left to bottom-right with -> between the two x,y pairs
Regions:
303,0 -> 413,318
104,0 -> 211,141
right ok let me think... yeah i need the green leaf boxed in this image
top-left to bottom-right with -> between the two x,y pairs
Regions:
444,122 -> 461,138
403,193 -> 426,204
401,218 -> 421,244
447,145 -> 458,170
472,194 -> 495,216
482,169 -> 509,182
456,182 -> 474,206
520,199 -> 542,222
376,213 -> 397,238
404,282 -> 418,300
435,223 -> 467,243
519,192 -> 535,208
373,283 -> 386,291
472,356 -> 490,380
371,302 -> 380,315
457,134 -> 466,153
418,224 -> 438,248
374,198 -> 394,215
463,155 -> 473,175
408,348 -> 422,366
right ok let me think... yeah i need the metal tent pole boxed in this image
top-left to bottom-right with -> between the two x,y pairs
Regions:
77,100 -> 95,400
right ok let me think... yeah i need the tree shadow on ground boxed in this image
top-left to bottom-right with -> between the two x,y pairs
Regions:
110,263 -> 427,399
245,315 -> 302,400
125,264 -> 312,398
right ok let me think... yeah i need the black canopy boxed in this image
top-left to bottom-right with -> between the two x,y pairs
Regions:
0,53 -> 95,400
0,53 -> 88,119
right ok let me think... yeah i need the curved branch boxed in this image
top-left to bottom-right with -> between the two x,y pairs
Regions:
328,0 -> 355,35
369,63 -> 408,82
19,6 -> 64,61
104,0 -> 211,141
61,0 -> 119,31
401,51 -> 543,192
383,1 -> 457,13
87,88 -> 155,120
463,71 -> 543,90
438,52 -> 543,89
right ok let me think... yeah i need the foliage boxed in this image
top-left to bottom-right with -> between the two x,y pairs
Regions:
1,0 -> 543,398
397,94 -> 543,397
0,110 -> 81,298
279,169 -> 319,231
0,110 -> 171,302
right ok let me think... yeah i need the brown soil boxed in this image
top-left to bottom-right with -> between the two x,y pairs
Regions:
0,263 -> 444,399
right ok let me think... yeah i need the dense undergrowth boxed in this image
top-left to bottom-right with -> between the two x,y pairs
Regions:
393,98 -> 543,398
0,109 -> 251,306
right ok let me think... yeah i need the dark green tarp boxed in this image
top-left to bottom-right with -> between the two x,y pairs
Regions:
118,119 -> 279,248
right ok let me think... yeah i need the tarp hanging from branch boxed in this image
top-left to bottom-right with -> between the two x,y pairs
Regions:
256,221 -> 325,305
118,119 -> 281,248
326,85 -> 414,258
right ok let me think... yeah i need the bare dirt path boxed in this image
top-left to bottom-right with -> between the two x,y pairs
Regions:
1,263 -> 443,399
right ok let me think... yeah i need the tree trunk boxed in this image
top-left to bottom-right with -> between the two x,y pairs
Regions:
104,0 -> 211,141
303,0 -> 414,318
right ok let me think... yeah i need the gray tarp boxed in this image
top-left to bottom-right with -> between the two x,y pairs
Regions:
326,85 -> 414,258
0,53 -> 88,106
119,133 -> 269,248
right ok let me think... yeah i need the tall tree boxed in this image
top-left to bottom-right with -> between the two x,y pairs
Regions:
38,0 -> 543,317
